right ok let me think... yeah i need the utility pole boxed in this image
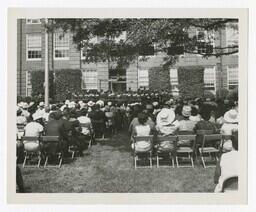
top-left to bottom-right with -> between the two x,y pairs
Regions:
44,18 -> 49,106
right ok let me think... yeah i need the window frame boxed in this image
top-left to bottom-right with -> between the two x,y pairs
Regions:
195,29 -> 215,56
227,65 -> 239,90
169,68 -> 179,96
26,19 -> 42,24
138,69 -> 149,89
26,33 -> 42,61
53,32 -> 70,60
26,71 -> 32,97
81,69 -> 98,90
203,66 -> 216,93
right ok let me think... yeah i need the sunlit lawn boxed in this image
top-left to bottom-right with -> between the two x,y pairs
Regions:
19,131 -> 216,193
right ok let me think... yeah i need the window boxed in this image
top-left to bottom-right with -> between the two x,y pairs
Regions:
54,32 -> 69,60
26,71 -> 32,96
227,65 -> 238,90
196,29 -> 214,55
204,66 -> 216,92
82,70 -> 98,90
138,69 -> 149,89
226,25 -> 238,54
26,19 -> 41,24
169,68 -> 179,96
26,34 -> 42,61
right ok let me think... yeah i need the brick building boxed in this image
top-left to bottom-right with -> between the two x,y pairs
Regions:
17,19 -> 239,97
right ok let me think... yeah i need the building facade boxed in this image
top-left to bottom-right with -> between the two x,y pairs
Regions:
17,19 -> 239,97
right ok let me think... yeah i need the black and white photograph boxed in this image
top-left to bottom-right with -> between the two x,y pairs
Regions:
7,8 -> 248,204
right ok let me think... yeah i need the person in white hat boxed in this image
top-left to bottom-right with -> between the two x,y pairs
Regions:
156,108 -> 179,136
21,102 -> 30,119
87,100 -> 95,107
24,113 -> 44,137
35,101 -> 46,117
178,105 -> 196,132
220,109 -> 238,152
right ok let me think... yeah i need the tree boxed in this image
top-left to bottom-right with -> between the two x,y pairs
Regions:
45,18 -> 238,68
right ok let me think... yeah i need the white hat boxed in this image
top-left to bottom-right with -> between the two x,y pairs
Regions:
39,102 -> 44,107
65,100 -> 70,105
32,113 -> 42,121
157,108 -> 175,126
29,102 -> 34,107
182,106 -> 192,117
224,109 -> 238,123
22,102 -> 29,109
96,100 -> 104,107
78,100 -> 83,105
152,101 -> 159,107
88,101 -> 95,107
68,101 -> 76,108
107,101 -> 112,106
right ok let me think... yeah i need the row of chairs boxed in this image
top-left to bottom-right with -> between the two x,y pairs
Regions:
133,130 -> 228,169
20,136 -> 63,168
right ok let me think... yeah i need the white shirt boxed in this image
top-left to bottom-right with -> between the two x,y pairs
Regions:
24,122 -> 44,137
135,125 -> 151,136
221,123 -> 238,135
77,116 -> 92,135
214,150 -> 238,192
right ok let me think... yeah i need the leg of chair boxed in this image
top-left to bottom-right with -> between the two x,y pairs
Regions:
58,157 -> 62,168
156,154 -> 159,168
134,154 -> 137,169
190,153 -> 194,168
201,155 -> 206,168
37,152 -> 41,167
44,156 -> 48,168
149,152 -> 152,168
22,156 -> 27,168
176,156 -> 179,168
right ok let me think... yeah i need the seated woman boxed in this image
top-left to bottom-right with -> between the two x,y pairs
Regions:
220,109 -> 238,152
77,108 -> 94,143
130,112 -> 154,152
214,133 -> 238,192
156,108 -> 179,136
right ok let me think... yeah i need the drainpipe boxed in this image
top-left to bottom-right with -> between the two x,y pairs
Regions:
19,20 -> 22,96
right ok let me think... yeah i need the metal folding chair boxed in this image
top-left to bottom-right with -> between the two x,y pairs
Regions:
41,136 -> 62,168
199,134 -> 222,168
176,134 -> 196,168
156,135 -> 177,168
133,135 -> 153,169
195,130 -> 214,159
21,136 -> 41,168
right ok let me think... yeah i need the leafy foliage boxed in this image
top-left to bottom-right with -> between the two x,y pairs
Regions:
31,71 -> 55,99
54,69 -> 82,101
178,67 -> 204,99
45,18 -> 238,69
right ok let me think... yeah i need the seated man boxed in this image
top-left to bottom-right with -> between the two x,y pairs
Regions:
214,133 -> 238,192
44,111 -> 66,154
178,105 -> 196,132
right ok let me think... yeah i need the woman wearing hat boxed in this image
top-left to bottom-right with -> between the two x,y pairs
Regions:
156,108 -> 179,136
220,109 -> 238,152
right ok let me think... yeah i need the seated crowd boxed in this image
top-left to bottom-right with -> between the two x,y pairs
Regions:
16,94 -> 239,192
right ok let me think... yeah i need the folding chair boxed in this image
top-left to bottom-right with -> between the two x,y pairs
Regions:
195,130 -> 214,159
199,134 -> 222,168
41,136 -> 62,168
80,123 -> 94,148
176,134 -> 196,168
222,176 -> 238,192
133,135 -> 153,169
21,136 -> 41,168
156,135 -> 177,168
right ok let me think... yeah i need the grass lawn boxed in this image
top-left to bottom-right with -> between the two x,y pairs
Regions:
19,131 -> 216,193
